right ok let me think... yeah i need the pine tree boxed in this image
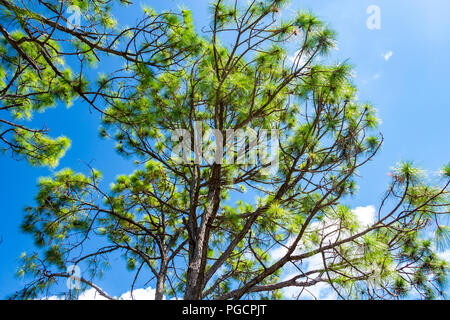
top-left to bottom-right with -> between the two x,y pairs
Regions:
0,0 -> 181,166
11,0 -> 450,300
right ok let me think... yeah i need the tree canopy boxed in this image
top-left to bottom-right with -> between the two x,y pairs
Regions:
0,0 -> 188,165
4,0 -> 450,300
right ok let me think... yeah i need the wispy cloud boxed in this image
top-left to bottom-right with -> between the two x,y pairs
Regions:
353,205 -> 376,227
438,249 -> 450,263
119,287 -> 159,300
383,51 -> 393,61
267,204 -> 377,300
78,288 -> 110,300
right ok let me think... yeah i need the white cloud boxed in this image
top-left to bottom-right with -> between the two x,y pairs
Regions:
78,288 -> 109,300
269,205 -> 376,264
304,282 -> 336,300
44,295 -> 63,300
438,249 -> 450,263
373,73 -> 381,79
44,286 -> 160,300
270,237 -> 295,261
270,205 -> 376,300
306,254 -> 323,272
119,287 -> 159,300
383,51 -> 393,61
43,288 -> 110,300
353,205 -> 376,227
287,50 -> 313,69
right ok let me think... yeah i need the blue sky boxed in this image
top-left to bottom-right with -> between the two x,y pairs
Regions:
0,0 -> 449,299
